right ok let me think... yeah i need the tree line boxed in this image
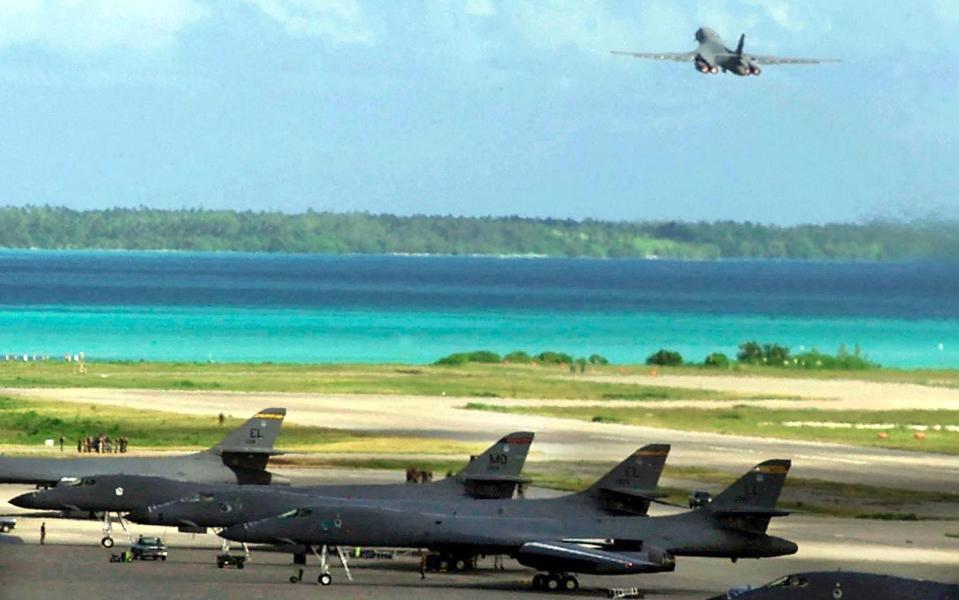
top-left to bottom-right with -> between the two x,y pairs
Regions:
1,206 -> 956,260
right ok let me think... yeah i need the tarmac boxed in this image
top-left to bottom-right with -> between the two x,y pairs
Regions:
1,471 -> 958,600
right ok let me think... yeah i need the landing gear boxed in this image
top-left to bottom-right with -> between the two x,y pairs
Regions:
532,573 -> 578,592
423,552 -> 476,572
214,534 -> 250,568
304,544 -> 352,586
99,511 -> 132,548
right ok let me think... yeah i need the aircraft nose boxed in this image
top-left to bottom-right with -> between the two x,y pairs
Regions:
9,492 -> 40,509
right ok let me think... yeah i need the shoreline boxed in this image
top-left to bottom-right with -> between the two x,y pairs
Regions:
0,247 -> 951,265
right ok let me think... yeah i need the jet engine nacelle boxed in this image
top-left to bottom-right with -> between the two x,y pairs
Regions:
516,541 -> 676,575
694,55 -> 714,74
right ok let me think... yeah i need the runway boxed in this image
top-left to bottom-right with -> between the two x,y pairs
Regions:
2,469 -> 958,600
9,386 -> 959,494
1,529 -> 957,600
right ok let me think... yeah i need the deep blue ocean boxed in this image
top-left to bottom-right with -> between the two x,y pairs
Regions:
0,250 -> 957,367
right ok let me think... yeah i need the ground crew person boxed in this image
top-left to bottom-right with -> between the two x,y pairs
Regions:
40,522 -> 46,545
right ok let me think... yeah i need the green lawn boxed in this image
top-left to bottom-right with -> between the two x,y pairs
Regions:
464,402 -> 959,455
606,364 -> 959,388
0,361 -> 753,401
0,396 -> 473,454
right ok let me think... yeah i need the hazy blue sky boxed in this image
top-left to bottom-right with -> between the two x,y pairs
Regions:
0,1 -> 957,224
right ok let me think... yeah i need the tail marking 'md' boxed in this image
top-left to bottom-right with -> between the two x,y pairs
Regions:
457,431 -> 534,481
454,432 -> 534,499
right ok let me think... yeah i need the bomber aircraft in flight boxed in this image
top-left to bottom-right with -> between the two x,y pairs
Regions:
222,458 -> 796,590
612,27 -> 839,76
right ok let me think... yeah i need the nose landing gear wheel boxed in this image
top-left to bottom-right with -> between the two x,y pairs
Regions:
532,574 -> 546,590
101,536 -> 114,548
318,572 -> 333,586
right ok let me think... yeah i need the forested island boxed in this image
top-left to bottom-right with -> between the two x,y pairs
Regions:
1,206 -> 956,260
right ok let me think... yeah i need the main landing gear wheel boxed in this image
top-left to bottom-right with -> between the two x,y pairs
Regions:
318,572 -> 333,586
532,573 -> 578,592
101,536 -> 114,548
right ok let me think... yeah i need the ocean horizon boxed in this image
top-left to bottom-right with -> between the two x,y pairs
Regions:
1,250 -> 956,368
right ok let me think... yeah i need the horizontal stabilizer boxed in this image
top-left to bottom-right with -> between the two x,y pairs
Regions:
712,509 -> 791,518
460,473 -> 530,483
599,487 -> 666,500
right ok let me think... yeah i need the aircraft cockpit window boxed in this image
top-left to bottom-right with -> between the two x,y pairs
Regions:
279,509 -> 298,518
764,575 -> 808,588
57,477 -> 81,487
82,478 -> 96,486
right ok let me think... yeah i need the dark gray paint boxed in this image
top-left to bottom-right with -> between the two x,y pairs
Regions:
10,431 -> 538,515
0,408 -> 287,486
710,571 -> 959,600
220,459 -> 796,580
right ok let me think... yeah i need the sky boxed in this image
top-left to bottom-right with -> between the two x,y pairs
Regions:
0,1 -> 957,225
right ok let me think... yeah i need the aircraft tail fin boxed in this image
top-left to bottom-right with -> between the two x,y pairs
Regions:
214,408 -> 286,455
709,459 -> 791,533
736,33 -> 745,56
455,432 -> 533,498
580,444 -> 670,514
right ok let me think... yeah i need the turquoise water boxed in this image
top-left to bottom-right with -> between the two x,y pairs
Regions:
0,251 -> 957,367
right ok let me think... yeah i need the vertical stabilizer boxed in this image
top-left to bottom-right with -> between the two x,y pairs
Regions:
579,444 -> 670,514
455,432 -> 534,498
709,459 -> 791,533
214,408 -> 286,454
457,431 -> 534,479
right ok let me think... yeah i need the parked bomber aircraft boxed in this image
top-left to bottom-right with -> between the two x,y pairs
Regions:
0,408 -> 288,487
10,431 -> 535,550
709,571 -> 959,600
222,459 -> 796,591
127,443 -> 669,571
612,27 -> 839,76
133,443 -> 669,526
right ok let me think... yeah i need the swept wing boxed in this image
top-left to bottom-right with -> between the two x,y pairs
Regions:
741,54 -> 840,65
610,51 -> 695,62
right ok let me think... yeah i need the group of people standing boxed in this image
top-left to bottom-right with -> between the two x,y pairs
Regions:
76,433 -> 129,454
